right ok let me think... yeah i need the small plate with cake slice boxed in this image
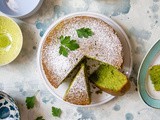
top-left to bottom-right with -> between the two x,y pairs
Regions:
138,40 -> 160,109
37,12 -> 132,107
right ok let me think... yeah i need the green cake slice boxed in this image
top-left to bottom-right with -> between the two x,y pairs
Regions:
89,63 -> 130,96
149,65 -> 160,91
63,63 -> 91,105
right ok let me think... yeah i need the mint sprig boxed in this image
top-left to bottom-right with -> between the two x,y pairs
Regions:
76,27 -> 94,38
59,35 -> 79,57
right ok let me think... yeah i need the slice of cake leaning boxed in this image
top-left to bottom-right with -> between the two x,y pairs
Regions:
63,63 -> 91,105
89,63 -> 130,96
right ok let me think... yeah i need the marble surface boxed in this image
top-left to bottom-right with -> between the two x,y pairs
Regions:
1,0 -> 160,120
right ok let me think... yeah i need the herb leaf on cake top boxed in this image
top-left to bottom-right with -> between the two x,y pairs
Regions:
59,45 -> 69,57
59,35 -> 79,57
65,40 -> 79,50
76,27 -> 94,38
59,27 -> 93,57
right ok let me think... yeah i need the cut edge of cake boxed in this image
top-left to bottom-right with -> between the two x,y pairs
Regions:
62,57 -> 86,83
85,55 -> 123,70
42,56 -> 85,88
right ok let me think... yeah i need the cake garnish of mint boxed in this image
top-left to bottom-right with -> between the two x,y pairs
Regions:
149,65 -> 160,91
59,28 -> 94,57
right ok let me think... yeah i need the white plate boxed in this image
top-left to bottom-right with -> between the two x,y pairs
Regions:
37,12 -> 132,107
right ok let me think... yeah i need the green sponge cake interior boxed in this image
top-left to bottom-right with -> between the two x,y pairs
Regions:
63,63 -> 90,105
149,65 -> 160,91
89,63 -> 130,96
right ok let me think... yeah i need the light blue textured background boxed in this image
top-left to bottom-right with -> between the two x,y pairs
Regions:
1,0 -> 160,120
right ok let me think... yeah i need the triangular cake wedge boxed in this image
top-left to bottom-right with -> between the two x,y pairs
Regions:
89,63 -> 130,96
63,63 -> 91,105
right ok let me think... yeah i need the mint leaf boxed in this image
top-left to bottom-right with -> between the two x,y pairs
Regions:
52,106 -> 62,117
59,45 -> 69,57
65,40 -> 79,50
76,27 -> 94,38
35,116 -> 45,120
25,96 -> 36,109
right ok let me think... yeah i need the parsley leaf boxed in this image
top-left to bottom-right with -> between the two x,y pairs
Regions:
35,116 -> 45,120
60,35 -> 70,45
59,45 -> 69,57
25,96 -> 36,109
52,106 -> 62,117
59,35 -> 79,57
25,90 -> 40,109
76,27 -> 94,38
65,40 -> 79,50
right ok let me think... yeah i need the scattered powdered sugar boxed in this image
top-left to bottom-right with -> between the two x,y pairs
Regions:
42,16 -> 123,88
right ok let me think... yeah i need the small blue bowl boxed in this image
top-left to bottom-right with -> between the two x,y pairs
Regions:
0,91 -> 20,120
0,0 -> 43,18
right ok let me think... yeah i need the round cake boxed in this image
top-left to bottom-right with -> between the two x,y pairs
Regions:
42,16 -> 123,88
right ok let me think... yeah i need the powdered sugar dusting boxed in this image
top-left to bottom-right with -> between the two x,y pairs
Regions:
42,16 -> 123,88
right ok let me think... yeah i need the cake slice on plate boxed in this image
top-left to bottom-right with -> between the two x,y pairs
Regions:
63,63 -> 91,105
89,63 -> 130,96
149,65 -> 160,91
